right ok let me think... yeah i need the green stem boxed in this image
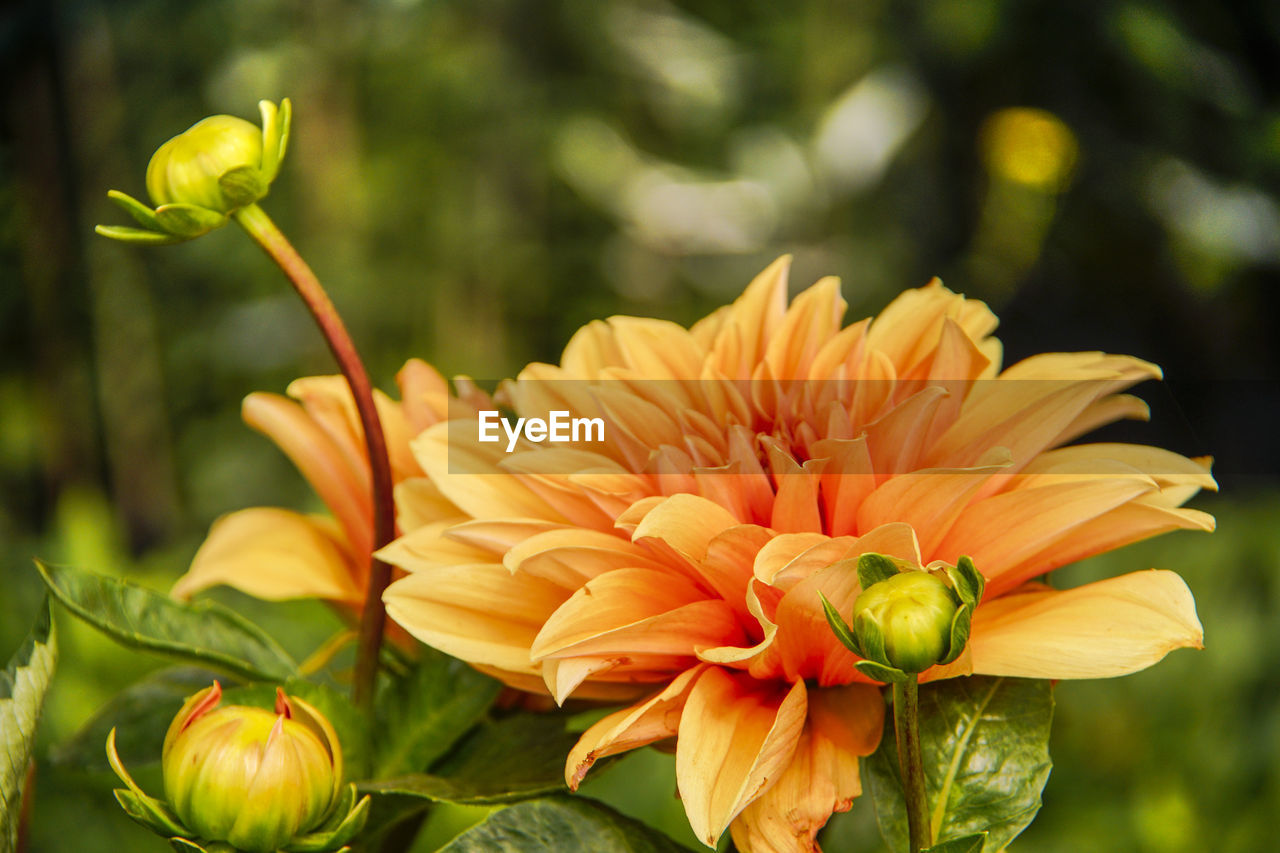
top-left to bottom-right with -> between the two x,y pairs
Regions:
232,203 -> 394,712
894,676 -> 932,853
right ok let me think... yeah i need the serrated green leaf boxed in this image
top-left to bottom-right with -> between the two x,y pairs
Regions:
923,832 -> 987,853
819,592 -> 863,656
221,680 -> 368,781
52,667 -> 216,772
868,677 -> 1052,853
858,553 -> 901,589
439,797 -> 692,852
36,560 -> 296,682
360,713 -> 580,805
375,648 -> 502,778
1,598 -> 57,853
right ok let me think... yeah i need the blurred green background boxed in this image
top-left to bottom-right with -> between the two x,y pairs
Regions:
2,0 -> 1277,850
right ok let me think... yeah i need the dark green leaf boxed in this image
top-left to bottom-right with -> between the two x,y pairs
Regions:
924,832 -> 987,853
52,667 -> 216,771
1,598 -> 57,853
438,797 -> 693,852
819,592 -> 862,656
360,713 -> 579,805
858,553 -> 901,588
375,648 -> 501,778
221,680 -> 369,781
868,676 -> 1052,852
36,561 -> 296,683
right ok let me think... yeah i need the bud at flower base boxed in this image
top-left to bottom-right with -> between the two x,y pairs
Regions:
852,571 -> 960,674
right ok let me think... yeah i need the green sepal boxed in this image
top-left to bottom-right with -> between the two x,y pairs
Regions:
218,165 -> 268,209
856,609 -> 892,668
819,592 -> 863,657
95,224 -> 187,245
259,98 -> 292,184
168,838 -> 207,852
154,203 -> 228,237
946,556 -> 984,609
857,553 -> 902,589
939,603 -> 973,666
107,727 -> 192,837
924,832 -> 987,853
283,791 -> 370,851
855,660 -> 908,683
315,782 -> 357,833
113,789 -> 190,839
107,189 -> 161,229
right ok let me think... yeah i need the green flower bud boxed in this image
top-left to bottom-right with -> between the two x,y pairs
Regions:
97,99 -> 291,245
146,115 -> 265,213
852,571 -> 960,674
160,682 -> 340,853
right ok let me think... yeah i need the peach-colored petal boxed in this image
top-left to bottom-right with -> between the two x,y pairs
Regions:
243,392 -> 371,558
566,665 -> 708,789
382,563 -> 567,674
413,423 -> 565,521
676,669 -> 808,848
708,256 -> 791,380
503,528 -> 664,588
968,570 -> 1203,678
729,684 -> 883,853
174,508 -> 361,603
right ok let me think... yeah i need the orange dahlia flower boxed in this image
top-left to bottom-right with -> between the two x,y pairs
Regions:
173,358 -> 486,616
380,257 -> 1212,851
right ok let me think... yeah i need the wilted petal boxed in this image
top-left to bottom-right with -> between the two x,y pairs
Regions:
729,684 -> 883,853
968,570 -> 1203,678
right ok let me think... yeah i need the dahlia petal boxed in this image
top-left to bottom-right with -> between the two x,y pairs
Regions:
1021,444 -> 1217,494
752,534 -> 855,588
396,357 -> 456,431
766,441 -> 826,533
504,528 -> 664,588
374,520 -> 494,571
413,423 -> 564,521
773,561 -> 865,685
631,493 -> 742,573
566,665 -> 708,789
173,508 -> 361,603
394,478 -> 464,532
865,279 -> 997,376
243,392 -> 371,558
729,684 -> 883,853
984,501 -> 1215,597
855,449 -> 1011,555
442,518 -> 569,554
382,563 -> 568,673
287,375 -> 421,484
763,276 -> 846,380
936,475 -> 1161,580
709,255 -> 791,380
609,315 -> 707,381
1052,393 -> 1151,446
531,568 -> 741,663
968,570 -> 1203,678
811,436 -> 876,538
676,669 -> 808,848
543,655 -> 695,705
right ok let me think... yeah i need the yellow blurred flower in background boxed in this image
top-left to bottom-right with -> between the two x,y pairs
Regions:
381,257 -> 1213,851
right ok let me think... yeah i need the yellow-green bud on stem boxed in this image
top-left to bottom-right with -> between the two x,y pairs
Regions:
107,680 -> 369,853
852,571 -> 960,674
162,683 -> 340,852
96,99 -> 290,244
